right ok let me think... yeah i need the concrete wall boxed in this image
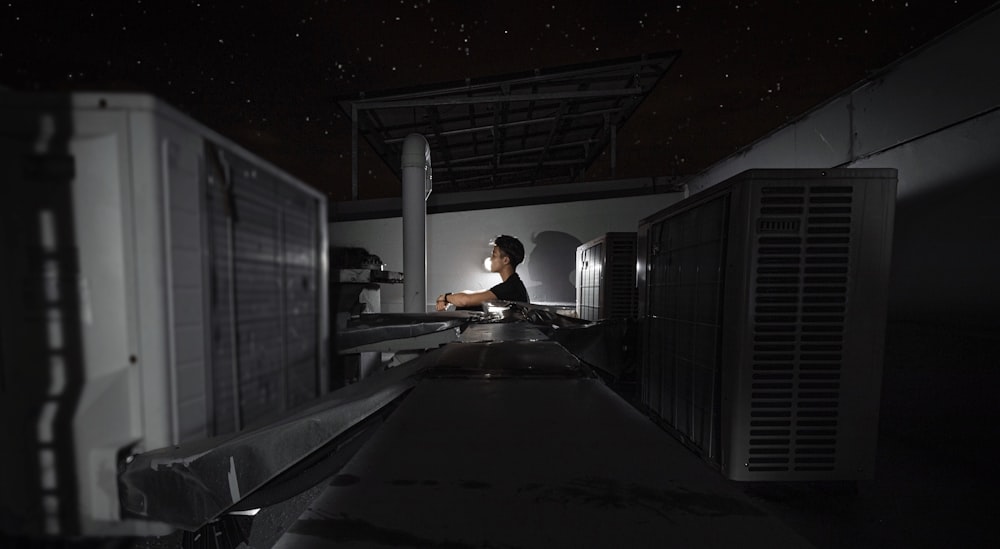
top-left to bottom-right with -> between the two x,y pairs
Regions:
330,193 -> 682,311
683,5 -> 1000,325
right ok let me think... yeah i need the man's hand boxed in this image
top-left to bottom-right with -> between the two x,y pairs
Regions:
435,294 -> 448,311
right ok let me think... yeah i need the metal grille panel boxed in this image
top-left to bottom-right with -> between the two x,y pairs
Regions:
747,185 -> 852,473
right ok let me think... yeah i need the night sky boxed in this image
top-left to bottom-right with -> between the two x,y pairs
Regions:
1,1 -> 994,201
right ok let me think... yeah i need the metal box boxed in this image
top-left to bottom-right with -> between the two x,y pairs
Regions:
637,169 -> 896,481
576,232 -> 637,321
0,92 -> 328,536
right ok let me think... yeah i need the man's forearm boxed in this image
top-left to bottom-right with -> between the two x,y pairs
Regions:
438,290 -> 496,308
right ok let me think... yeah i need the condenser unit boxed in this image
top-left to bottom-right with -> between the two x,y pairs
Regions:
0,92 -> 328,537
576,232 -> 637,321
637,168 -> 896,481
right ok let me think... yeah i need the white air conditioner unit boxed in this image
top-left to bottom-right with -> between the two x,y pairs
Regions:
576,232 -> 637,322
0,92 -> 329,537
637,169 -> 896,481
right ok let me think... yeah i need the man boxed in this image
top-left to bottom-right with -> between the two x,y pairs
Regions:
436,235 -> 529,311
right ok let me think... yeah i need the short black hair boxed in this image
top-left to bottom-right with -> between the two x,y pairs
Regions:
490,234 -> 525,267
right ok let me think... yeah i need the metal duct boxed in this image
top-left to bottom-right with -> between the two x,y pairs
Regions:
401,133 -> 432,312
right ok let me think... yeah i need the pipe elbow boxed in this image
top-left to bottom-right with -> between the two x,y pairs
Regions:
401,133 -> 430,169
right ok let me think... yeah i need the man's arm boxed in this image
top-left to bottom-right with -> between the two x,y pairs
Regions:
436,289 -> 498,311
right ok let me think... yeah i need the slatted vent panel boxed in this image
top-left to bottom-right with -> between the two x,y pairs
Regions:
748,185 -> 852,473
606,234 -> 637,319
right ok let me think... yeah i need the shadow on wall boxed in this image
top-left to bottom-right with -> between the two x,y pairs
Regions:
889,163 -> 1000,329
525,231 -> 581,305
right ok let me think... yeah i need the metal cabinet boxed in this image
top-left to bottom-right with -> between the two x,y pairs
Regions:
0,92 -> 328,537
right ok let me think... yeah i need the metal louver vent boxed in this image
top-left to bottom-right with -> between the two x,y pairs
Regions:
576,233 -> 637,321
607,235 -> 637,318
748,185 -> 852,473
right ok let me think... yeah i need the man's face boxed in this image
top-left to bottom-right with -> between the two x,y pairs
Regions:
488,245 -> 506,272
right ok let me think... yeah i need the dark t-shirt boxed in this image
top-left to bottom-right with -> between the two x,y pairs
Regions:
490,272 -> 529,303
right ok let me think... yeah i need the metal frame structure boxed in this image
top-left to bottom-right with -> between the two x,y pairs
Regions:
339,51 -> 679,199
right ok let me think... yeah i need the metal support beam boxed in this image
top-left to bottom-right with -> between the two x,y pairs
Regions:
353,87 -> 643,110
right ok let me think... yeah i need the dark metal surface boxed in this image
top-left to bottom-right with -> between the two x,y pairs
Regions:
117,352 -> 434,532
336,311 -> 479,351
457,320 -> 550,343
273,376 -> 812,548
340,51 -> 678,195
424,340 -> 594,379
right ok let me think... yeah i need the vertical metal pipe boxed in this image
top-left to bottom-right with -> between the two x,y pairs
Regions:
401,134 -> 431,312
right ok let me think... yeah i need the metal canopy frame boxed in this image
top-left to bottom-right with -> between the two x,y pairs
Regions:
339,51 -> 679,199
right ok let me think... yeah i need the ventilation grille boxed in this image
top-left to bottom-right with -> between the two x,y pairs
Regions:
606,235 -> 637,319
748,185 -> 852,473
577,234 -> 637,321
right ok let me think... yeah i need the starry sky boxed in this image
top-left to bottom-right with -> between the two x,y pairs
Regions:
1,0 -> 994,202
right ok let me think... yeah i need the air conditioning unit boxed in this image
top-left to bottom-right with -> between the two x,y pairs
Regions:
0,92 -> 329,537
637,169 -> 896,481
576,232 -> 637,321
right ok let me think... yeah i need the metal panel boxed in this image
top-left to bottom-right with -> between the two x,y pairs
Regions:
576,240 -> 603,321
640,198 -> 728,461
576,233 -> 637,322
851,7 -> 1000,159
205,142 -> 323,435
164,137 -> 210,442
205,154 -> 240,435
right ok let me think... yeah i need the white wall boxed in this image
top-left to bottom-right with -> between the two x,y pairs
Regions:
330,193 -> 682,311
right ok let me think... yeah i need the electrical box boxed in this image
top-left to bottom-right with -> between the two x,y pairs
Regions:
0,92 -> 328,537
576,232 -> 637,321
637,169 -> 896,481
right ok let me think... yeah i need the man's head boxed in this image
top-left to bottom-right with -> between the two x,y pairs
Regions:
489,234 -> 525,271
